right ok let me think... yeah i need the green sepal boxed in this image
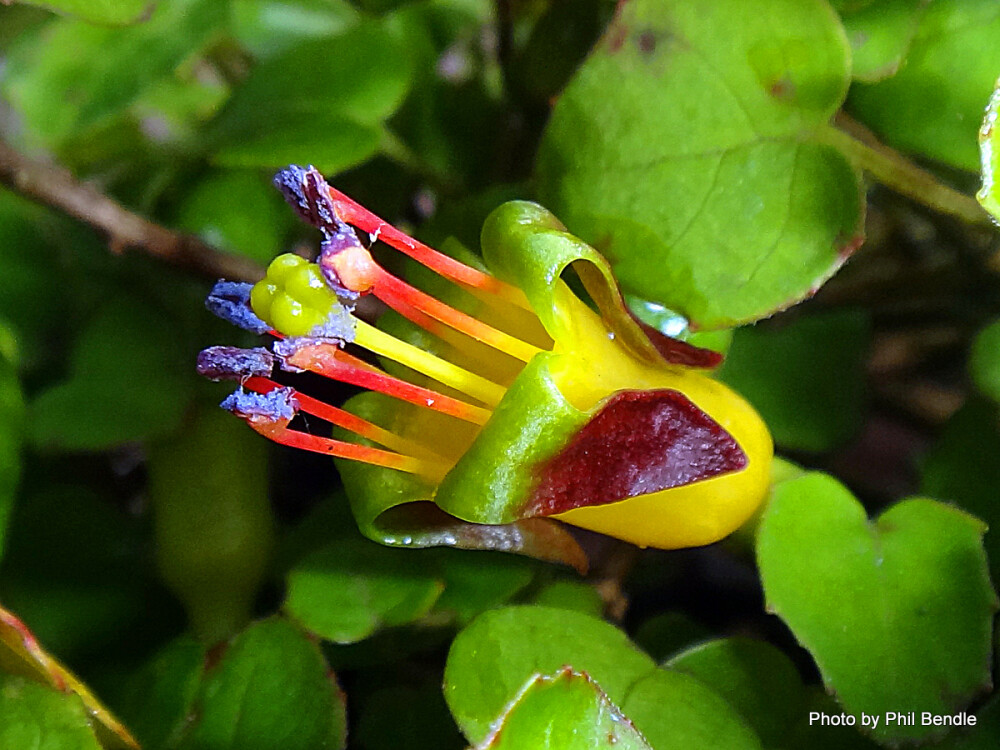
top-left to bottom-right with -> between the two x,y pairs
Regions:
435,352 -> 587,524
481,200 -> 669,365
334,392 -> 587,571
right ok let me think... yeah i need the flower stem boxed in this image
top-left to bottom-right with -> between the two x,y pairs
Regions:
818,115 -> 989,227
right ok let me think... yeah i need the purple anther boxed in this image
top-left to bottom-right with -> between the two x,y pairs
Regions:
205,281 -> 271,334
221,387 -> 297,422
273,165 -> 340,231
197,346 -> 275,381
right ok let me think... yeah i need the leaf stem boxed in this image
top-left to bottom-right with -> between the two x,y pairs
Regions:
819,113 -> 990,227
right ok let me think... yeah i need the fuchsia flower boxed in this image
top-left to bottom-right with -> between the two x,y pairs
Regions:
199,166 -> 772,568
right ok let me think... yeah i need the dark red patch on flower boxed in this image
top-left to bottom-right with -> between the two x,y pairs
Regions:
526,390 -> 746,517
635,319 -> 723,368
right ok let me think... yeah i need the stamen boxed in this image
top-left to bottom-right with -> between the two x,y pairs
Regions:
354,320 -> 505,406
278,342 -> 491,425
197,346 -> 275,382
222,384 -> 446,479
205,281 -> 272,334
325,183 -> 531,309
242,376 -> 439,460
320,235 -> 541,363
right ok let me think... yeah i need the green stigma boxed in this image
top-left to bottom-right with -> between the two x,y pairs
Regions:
250,253 -> 343,337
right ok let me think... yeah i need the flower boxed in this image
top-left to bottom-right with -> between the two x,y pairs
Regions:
199,166 -> 772,569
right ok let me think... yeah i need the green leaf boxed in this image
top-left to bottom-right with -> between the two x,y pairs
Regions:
179,618 -> 346,750
0,351 -> 24,559
718,311 -> 869,451
284,539 -> 444,643
231,0 -> 359,58
0,676 -> 103,750
536,0 -> 862,329
2,0 -> 227,150
757,472 -> 998,743
115,637 -> 206,750
443,606 -> 656,744
632,612 -> 711,662
920,399 -> 1000,583
474,670 -> 653,750
148,405 -> 274,644
210,21 -> 412,174
839,0 -> 928,82
0,605 -> 140,749
29,297 -> 192,450
177,170 -> 292,264
936,695 -> 1000,750
979,83 -> 1000,220
666,637 -> 805,747
969,320 -> 1000,401
848,0 -> 1000,171
617,669 -> 762,750
531,580 -> 604,617
429,550 -> 536,625
8,0 -> 151,25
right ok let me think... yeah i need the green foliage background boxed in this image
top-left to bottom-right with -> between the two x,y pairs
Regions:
0,0 -> 998,747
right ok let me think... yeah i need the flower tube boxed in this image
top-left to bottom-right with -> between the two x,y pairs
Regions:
199,166 -> 772,569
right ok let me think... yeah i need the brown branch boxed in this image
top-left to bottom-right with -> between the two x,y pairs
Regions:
0,140 -> 264,282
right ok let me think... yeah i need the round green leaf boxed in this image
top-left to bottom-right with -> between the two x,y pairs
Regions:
757,472 -> 998,743
0,677 -> 102,750
177,170 -> 292,264
531,580 -> 604,617
618,669 -> 762,750
848,0 -> 1000,171
443,606 -> 656,744
839,0 -> 927,82
666,637 -> 805,747
115,637 -> 206,750
179,618 -> 346,750
285,539 -> 444,644
210,21 -> 412,173
718,310 -> 869,452
536,0 -> 862,329
474,670 -> 653,750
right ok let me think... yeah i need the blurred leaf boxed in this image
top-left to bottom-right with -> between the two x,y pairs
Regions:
757,472 -> 997,743
632,612 -> 711,663
0,676 -> 103,750
230,0 -> 359,58
617,669 -> 762,750
783,687 -> 882,750
179,618 -> 346,750
210,21 -> 412,174
718,311 -> 869,452
429,550 -> 535,625
848,0 -> 1000,171
444,606 -> 656,744
148,406 -> 274,644
177,170 -> 292,266
839,0 -> 928,82
0,351 -> 24,559
29,297 -> 192,450
969,320 -> 1000,402
474,669 -> 653,750
115,637 -> 206,750
2,0 -> 227,151
9,0 -> 152,25
536,0 -> 862,329
0,605 -> 139,749
666,637 -> 805,747
920,398 -> 1000,582
284,539 -> 444,643
531,580 -> 604,617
